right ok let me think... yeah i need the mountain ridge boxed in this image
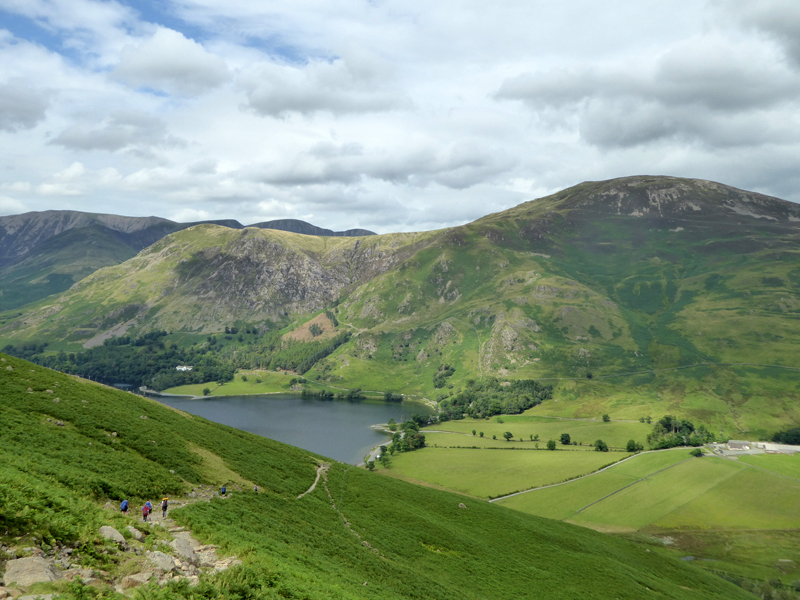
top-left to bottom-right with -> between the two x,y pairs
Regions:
3,175 -> 799,434
0,211 -> 376,309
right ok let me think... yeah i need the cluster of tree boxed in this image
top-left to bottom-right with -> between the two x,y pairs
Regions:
626,439 -> 644,452
437,377 -> 554,421
646,415 -> 716,449
386,417 -> 428,454
433,364 -> 455,388
262,332 -> 351,374
4,327 -> 350,392
300,387 -> 366,401
4,331 -> 235,390
2,342 -> 48,359
772,427 -> 800,445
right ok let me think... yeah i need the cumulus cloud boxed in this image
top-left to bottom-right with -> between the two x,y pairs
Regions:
240,49 -> 409,116
169,207 -> 211,222
2,0 -> 800,231
0,195 -> 27,215
113,28 -> 230,96
0,78 -> 50,131
495,35 -> 800,149
725,0 -> 800,67
247,139 -> 514,190
49,112 -> 184,153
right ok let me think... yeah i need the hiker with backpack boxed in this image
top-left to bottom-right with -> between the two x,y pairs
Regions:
120,499 -> 129,514
142,504 -> 149,522
161,497 -> 169,518
145,500 -> 153,516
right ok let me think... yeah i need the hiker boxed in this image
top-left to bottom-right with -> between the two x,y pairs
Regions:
142,504 -> 148,522
254,485 -> 258,493
221,485 -> 226,496
145,500 -> 153,517
161,497 -> 169,518
120,499 -> 129,514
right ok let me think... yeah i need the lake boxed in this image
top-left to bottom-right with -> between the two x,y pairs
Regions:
152,393 -> 434,465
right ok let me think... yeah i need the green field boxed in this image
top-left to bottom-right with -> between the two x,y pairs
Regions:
572,457 -> 742,530
381,447 -> 631,498
165,370 -> 302,396
737,453 -> 800,480
433,415 -> 652,449
494,450 -> 800,586
652,467 -> 800,530
424,432 -> 598,450
497,452 -> 800,531
497,449 -> 692,519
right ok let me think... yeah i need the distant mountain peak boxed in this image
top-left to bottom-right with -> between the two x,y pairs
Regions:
247,218 -> 375,237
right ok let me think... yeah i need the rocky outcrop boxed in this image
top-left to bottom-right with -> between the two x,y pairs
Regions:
2,557 -> 62,587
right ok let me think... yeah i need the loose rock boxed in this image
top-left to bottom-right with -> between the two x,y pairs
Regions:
171,538 -> 199,566
148,551 -> 176,573
120,572 -> 154,589
99,526 -> 126,545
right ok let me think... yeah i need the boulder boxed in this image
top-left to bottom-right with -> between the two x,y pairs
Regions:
148,551 -> 176,573
98,526 -> 125,545
126,526 -> 144,541
3,557 -> 62,587
119,572 -> 153,589
170,539 -> 198,566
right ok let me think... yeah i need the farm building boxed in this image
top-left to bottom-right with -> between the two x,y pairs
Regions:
727,440 -> 751,450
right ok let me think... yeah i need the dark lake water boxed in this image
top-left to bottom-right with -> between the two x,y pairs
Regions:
152,393 -> 434,465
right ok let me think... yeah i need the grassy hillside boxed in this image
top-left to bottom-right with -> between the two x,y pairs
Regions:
0,352 -> 753,600
0,224 -> 143,310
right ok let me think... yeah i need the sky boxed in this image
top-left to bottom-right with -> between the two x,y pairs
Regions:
0,0 -> 799,233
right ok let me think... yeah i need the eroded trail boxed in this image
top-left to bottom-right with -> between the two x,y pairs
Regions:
297,462 -> 329,499
320,466 -> 383,557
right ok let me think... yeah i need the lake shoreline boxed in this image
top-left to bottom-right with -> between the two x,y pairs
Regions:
148,385 -> 436,410
151,391 -> 434,465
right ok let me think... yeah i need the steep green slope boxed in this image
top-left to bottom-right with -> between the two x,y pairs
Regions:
0,225 -> 440,343
0,211 -> 186,310
0,352 -> 752,599
0,224 -> 143,310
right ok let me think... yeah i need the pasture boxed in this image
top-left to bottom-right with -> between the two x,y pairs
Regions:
379,446 -> 630,498
166,370 -> 302,396
496,450 -> 800,585
424,431 -> 598,450
432,415 -> 652,449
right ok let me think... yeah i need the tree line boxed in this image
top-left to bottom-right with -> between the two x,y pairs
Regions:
2,326 -> 350,391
